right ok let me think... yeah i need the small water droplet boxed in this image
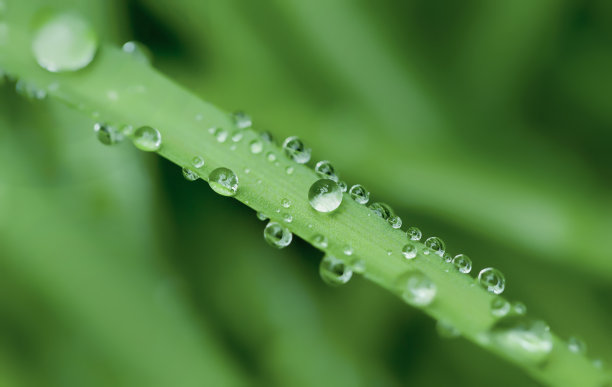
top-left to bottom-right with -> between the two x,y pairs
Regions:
282,213 -> 293,223
256,212 -> 268,221
452,254 -> 472,274
320,254 -> 352,286
441,253 -> 453,263
512,301 -> 527,316
208,167 -> 238,196
567,336 -> 586,354
350,258 -> 366,273
407,226 -> 422,241
281,198 -> 291,208
121,124 -> 134,136
369,202 -> 393,220
192,156 -> 205,168
315,160 -> 338,181
32,11 -> 98,72
264,221 -> 292,248
313,234 -> 328,249
388,215 -> 402,229
386,250 -> 393,256
282,136 -> 311,164
491,297 -> 511,318
260,131 -> 274,143
308,179 -> 343,213
94,122 -> 123,145
266,152 -> 277,162
436,320 -> 460,339
343,245 -> 353,256
478,267 -> 505,295
396,271 -> 437,307
424,236 -> 445,256
349,184 -> 369,204
489,316 -> 553,364
231,130 -> 243,142
244,168 -> 250,174
122,41 -> 152,64
249,139 -> 263,154
233,111 -> 252,129
402,243 -> 417,259
210,127 -> 228,142
132,126 -> 161,151
338,181 -> 347,193
285,166 -> 294,175
182,167 -> 198,181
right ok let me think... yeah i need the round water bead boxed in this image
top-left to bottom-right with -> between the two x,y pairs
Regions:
232,111 -> 252,129
349,184 -> 369,204
285,166 -> 294,175
436,320 -> 460,339
343,245 -> 353,256
489,317 -> 553,364
441,253 -> 453,263
32,11 -> 98,72
312,234 -> 328,249
208,167 -> 238,196
396,271 -> 437,307
231,130 -> 243,142
256,212 -> 268,221
132,126 -> 162,151
315,160 -> 338,181
121,41 -> 152,64
249,139 -> 263,154
512,301 -> 527,316
282,136 -> 311,164
491,297 -> 511,318
308,179 -> 343,213
478,267 -> 506,295
567,336 -> 586,354
424,236 -> 445,256
406,226 -> 422,241
388,215 -> 402,229
266,152 -> 277,162
281,198 -> 292,208
264,221 -> 292,248
320,255 -> 352,286
211,127 -> 228,142
401,243 -> 417,259
369,202 -> 393,220
182,167 -> 198,181
94,122 -> 123,145
192,156 -> 205,168
282,213 -> 293,223
260,131 -> 274,143
452,254 -> 472,274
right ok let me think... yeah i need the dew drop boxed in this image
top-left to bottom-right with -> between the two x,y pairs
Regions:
315,160 -> 338,181
256,212 -> 268,221
264,221 -> 292,248
343,245 -> 353,256
349,184 -> 369,204
388,215 -> 402,229
249,139 -> 263,154
350,258 -> 366,274
441,253 -> 453,263
132,126 -> 161,152
266,152 -> 277,162
512,301 -> 527,316
192,156 -> 204,169
232,111 -> 252,129
285,166 -> 294,175
320,255 -> 352,286
260,131 -> 274,143
211,127 -> 228,143
312,234 -> 328,249
452,254 -> 472,274
401,243 -> 417,259
231,130 -> 243,143
567,336 -> 586,354
407,226 -> 422,241
478,267 -> 506,295
282,213 -> 293,223
94,122 -> 123,145
32,11 -> 98,72
208,167 -> 238,196
282,136 -> 311,164
369,202 -> 393,220
281,198 -> 291,208
182,167 -> 198,181
491,297 -> 511,318
396,271 -> 437,307
489,317 -> 553,364
308,179 -> 343,213
436,320 -> 460,339
424,236 -> 445,256
15,80 -> 47,100
122,41 -> 152,64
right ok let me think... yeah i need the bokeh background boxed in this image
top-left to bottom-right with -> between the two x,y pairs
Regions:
1,0 -> 611,386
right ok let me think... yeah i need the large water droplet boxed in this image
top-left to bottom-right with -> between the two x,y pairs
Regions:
182,167 -> 198,181
567,336 -> 586,354
282,136 -> 311,164
208,167 -> 238,196
369,202 -> 393,220
396,271 -> 437,307
264,221 -> 292,248
315,160 -> 338,181
388,215 -> 402,229
424,236 -> 445,256
452,254 -> 472,274
308,179 -> 343,213
122,41 -> 152,64
349,184 -> 369,204
489,317 -> 553,364
94,122 -> 123,145
407,226 -> 422,241
478,267 -> 505,295
491,297 -> 511,318
132,126 -> 161,151
232,111 -> 252,129
320,255 -> 352,286
401,243 -> 417,259
32,12 -> 98,72
312,234 -> 328,249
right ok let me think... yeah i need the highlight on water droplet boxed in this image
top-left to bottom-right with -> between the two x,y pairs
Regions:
32,11 -> 98,72
478,267 -> 506,295
263,221 -> 292,248
182,167 -> 198,181
282,136 -> 311,164
407,226 -> 422,241
402,243 -> 417,259
369,202 -> 393,220
452,254 -> 472,274
349,184 -> 369,204
192,156 -> 204,169
567,336 -> 586,354
320,254 -> 352,286
489,316 -> 553,364
208,167 -> 238,196
308,179 -> 343,213
424,236 -> 445,256
388,215 -> 402,229
491,297 -> 511,318
132,126 -> 161,151
122,41 -> 152,64
232,111 -> 252,129
315,160 -> 338,181
396,271 -> 437,307
249,139 -> 263,154
312,234 -> 328,249
343,245 -> 353,256
94,122 -> 123,145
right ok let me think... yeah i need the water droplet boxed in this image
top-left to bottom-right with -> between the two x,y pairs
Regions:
441,253 -> 453,263
567,336 -> 586,354
192,156 -> 204,168
489,317 -> 553,364
349,184 -> 369,204
32,11 -> 98,72
436,320 -> 460,339
208,167 -> 238,196
308,179 -> 343,213
182,167 -> 198,181
256,212 -> 268,221
231,130 -> 243,142
260,131 -> 274,143
266,152 -> 277,162
388,215 -> 402,229
122,41 -> 152,64
320,255 -> 352,286
424,236 -> 445,256
313,234 -> 328,249
369,202 -> 393,220
121,124 -> 134,136
211,127 -> 228,143
407,226 -> 422,241
315,160 -> 338,181
386,250 -> 393,256
94,122 -> 123,145
350,259 -> 366,273
233,111 -> 252,129
491,297 -> 511,318
282,213 -> 293,223
478,267 -> 505,295
338,181 -> 347,193
281,198 -> 291,208
15,80 -> 47,100
396,271 -> 437,307
282,136 -> 311,164
402,243 -> 417,259
264,221 -> 292,248
249,139 -> 263,154
285,166 -> 294,175
512,301 -> 527,316
452,254 -> 472,274
132,126 -> 161,151
343,245 -> 353,256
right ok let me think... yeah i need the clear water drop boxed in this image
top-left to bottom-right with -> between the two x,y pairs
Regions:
211,127 -> 228,143
424,236 -> 445,256
312,234 -> 328,249
281,198 -> 291,208
491,297 -> 511,318
266,152 -> 277,162
285,166 -> 294,175
369,202 -> 393,220
490,317 -> 553,364
350,258 -> 366,274
402,243 -> 417,259
478,267 -> 506,295
315,160 -> 338,181
122,41 -> 152,64
407,226 -> 422,241
249,139 -> 263,154
452,254 -> 472,274
264,221 -> 292,248
256,212 -> 268,221
396,271 -> 437,307
388,215 -> 402,229
192,156 -> 204,169
94,122 -> 123,145
349,184 -> 369,204
282,136 -> 311,164
512,301 -> 527,316
182,167 -> 198,181
567,336 -> 586,354
132,126 -> 161,151
32,11 -> 98,72
231,130 -> 243,143
320,255 -> 352,286
343,245 -> 353,256
308,179 -> 343,213
233,111 -> 252,129
282,213 -> 293,223
436,320 -> 460,339
208,167 -> 238,196
260,131 -> 274,143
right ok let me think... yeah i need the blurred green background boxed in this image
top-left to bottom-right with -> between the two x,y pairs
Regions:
1,0 -> 611,386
